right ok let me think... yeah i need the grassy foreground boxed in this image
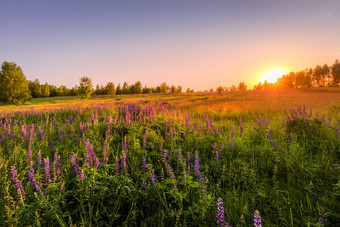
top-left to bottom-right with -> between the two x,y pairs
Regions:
0,89 -> 339,226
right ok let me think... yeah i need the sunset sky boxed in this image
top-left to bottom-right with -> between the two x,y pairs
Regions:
1,0 -> 340,91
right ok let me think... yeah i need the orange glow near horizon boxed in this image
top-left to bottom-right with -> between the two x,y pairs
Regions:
260,69 -> 287,84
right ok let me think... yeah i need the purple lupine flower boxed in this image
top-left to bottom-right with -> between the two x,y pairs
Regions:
44,157 -> 51,184
178,147 -> 182,161
318,217 -> 325,226
26,146 -> 32,163
151,172 -> 156,185
161,168 -> 165,183
231,125 -> 235,137
27,166 -> 34,182
27,166 -> 43,195
268,129 -> 282,152
84,139 -> 99,169
253,210 -> 262,227
53,151 -> 61,181
216,147 -> 219,164
251,122 -> 262,137
240,117 -> 243,136
221,142 -> 225,157
70,153 -> 85,180
115,156 -> 119,175
49,141 -> 54,149
217,198 -> 228,227
194,151 -> 208,197
228,138 -> 233,152
121,150 -> 128,173
10,165 -> 25,201
102,140 -> 108,165
59,183 -> 65,193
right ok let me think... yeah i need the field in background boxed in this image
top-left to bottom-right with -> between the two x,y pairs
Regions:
2,88 -> 340,119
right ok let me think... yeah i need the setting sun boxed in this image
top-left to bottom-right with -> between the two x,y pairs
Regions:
261,69 -> 287,83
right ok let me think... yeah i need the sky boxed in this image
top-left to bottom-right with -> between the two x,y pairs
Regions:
1,0 -> 340,91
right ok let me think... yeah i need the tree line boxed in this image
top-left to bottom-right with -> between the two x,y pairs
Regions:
1,59 -> 340,104
0,61 -> 184,104
254,59 -> 340,90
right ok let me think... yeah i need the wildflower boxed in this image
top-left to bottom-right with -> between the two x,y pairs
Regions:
27,166 -> 43,195
221,142 -> 225,157
318,217 -> 325,226
102,140 -> 108,165
194,151 -> 208,197
44,157 -> 51,183
121,150 -> 128,173
84,139 -> 99,169
217,198 -> 228,227
10,165 -> 25,201
178,147 -> 182,161
231,125 -> 235,137
53,151 -> 61,181
228,138 -> 233,152
151,172 -> 156,185
253,210 -> 262,227
115,156 -> 119,175
268,129 -> 282,152
70,153 -> 85,180
161,168 -> 165,183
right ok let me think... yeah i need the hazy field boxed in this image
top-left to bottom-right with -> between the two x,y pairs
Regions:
0,88 -> 339,226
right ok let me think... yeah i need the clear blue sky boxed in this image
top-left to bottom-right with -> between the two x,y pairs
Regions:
1,0 -> 340,90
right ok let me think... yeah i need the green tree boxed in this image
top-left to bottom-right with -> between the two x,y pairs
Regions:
105,82 -> 116,95
41,83 -> 50,97
237,82 -> 247,91
0,61 -> 31,104
331,59 -> 340,87
116,84 -> 122,94
77,76 -> 94,99
28,79 -> 42,98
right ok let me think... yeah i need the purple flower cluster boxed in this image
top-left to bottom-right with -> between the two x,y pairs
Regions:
268,129 -> 283,152
84,139 -> 99,169
161,168 -> 165,183
318,217 -> 325,226
240,117 -> 243,136
53,151 -> 61,181
10,165 -> 25,201
121,150 -> 128,173
216,198 -> 228,227
253,210 -> 262,227
102,140 -> 108,165
44,157 -> 51,183
194,151 -> 207,197
228,138 -> 234,152
162,150 -> 177,191
70,153 -> 85,180
27,166 -> 43,196
178,147 -> 182,161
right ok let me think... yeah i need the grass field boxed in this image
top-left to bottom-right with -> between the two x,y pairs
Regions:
0,88 -> 339,226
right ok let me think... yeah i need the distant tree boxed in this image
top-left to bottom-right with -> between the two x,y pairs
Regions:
216,86 -> 224,93
49,85 -> 58,97
134,81 -> 142,94
0,61 -> 31,104
237,82 -> 247,91
28,79 -> 42,98
313,64 -> 329,87
186,88 -> 191,93
160,82 -> 168,93
331,59 -> 340,87
77,76 -> 94,99
122,82 -> 130,94
116,84 -> 122,94
41,83 -> 50,97
171,85 -> 177,93
105,82 -> 116,95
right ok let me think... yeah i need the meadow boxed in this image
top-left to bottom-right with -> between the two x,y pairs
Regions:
0,89 -> 339,226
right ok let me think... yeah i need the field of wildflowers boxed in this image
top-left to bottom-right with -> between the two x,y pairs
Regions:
0,91 -> 339,226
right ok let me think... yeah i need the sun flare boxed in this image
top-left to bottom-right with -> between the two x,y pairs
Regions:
261,69 -> 287,83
